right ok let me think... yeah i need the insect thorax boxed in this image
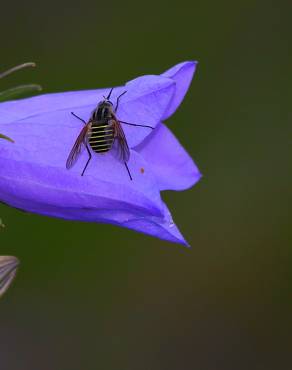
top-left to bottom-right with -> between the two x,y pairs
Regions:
92,101 -> 113,121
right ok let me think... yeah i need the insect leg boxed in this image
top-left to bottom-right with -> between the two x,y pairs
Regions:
124,161 -> 133,181
71,112 -> 87,125
119,120 -> 154,130
106,87 -> 114,100
115,90 -> 127,113
81,145 -> 92,176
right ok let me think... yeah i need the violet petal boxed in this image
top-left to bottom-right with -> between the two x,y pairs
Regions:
0,155 -> 187,245
135,123 -> 201,191
0,149 -> 164,217
120,202 -> 189,246
161,61 -> 198,120
0,75 -> 175,148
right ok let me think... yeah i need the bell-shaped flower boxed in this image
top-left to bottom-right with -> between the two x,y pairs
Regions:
0,61 -> 201,246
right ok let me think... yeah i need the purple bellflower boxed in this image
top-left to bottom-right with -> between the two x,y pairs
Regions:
0,62 -> 201,246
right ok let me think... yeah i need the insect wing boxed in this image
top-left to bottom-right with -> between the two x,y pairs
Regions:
66,124 -> 89,169
113,119 -> 130,162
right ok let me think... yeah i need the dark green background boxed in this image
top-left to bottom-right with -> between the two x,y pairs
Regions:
0,0 -> 291,369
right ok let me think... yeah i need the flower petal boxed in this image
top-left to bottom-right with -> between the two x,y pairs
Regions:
0,108 -> 19,124
0,75 -> 175,148
0,156 -> 187,245
0,144 -> 164,219
117,75 -> 175,147
161,61 -> 198,120
135,123 -> 201,191
120,202 -> 189,246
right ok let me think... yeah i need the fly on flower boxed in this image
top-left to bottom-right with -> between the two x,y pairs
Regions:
66,88 -> 154,180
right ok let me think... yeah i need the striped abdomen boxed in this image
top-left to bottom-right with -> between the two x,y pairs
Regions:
88,123 -> 115,154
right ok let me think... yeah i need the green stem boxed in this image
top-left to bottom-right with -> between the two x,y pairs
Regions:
0,84 -> 42,101
0,62 -> 36,79
0,61 -> 42,145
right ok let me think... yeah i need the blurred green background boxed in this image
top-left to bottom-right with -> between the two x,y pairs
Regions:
0,0 -> 291,369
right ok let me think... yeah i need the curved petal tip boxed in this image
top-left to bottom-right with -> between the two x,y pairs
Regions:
161,61 -> 198,120
135,123 -> 202,191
